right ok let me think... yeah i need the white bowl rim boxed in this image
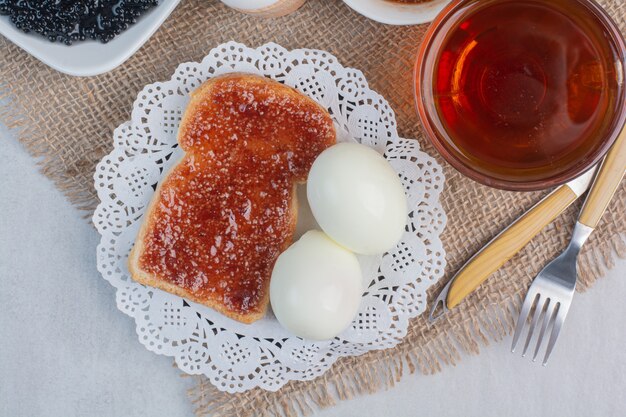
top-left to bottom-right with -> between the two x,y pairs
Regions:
342,0 -> 451,25
0,1 -> 181,77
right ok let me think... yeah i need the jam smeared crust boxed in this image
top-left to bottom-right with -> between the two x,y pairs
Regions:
129,74 -> 336,323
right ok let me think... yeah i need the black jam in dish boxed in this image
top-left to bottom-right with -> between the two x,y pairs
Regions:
0,0 -> 159,45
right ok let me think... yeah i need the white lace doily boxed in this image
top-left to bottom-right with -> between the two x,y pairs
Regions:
93,42 -> 447,393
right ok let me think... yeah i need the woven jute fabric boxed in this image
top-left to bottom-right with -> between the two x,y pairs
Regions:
1,1 -> 624,416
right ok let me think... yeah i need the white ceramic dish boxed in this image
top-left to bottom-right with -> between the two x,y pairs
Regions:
342,0 -> 450,25
0,1 -> 181,77
93,41 -> 447,393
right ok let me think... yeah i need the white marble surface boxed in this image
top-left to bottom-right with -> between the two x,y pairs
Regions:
1,123 -> 625,417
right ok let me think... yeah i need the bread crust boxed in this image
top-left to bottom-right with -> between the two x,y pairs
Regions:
128,181 -> 297,324
128,73 -> 334,324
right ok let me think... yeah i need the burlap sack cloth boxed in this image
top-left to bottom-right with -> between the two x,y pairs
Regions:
1,0 -> 624,415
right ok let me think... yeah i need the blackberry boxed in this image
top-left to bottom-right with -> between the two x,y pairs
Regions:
0,0 -> 159,45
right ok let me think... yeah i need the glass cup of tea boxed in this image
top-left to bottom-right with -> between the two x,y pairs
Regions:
415,0 -> 626,191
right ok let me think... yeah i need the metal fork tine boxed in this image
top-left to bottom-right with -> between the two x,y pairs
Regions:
511,292 -> 537,353
543,302 -> 568,366
511,222 -> 594,364
532,298 -> 554,361
522,295 -> 546,357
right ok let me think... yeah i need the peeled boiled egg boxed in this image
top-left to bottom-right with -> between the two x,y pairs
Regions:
307,142 -> 408,255
270,230 -> 362,340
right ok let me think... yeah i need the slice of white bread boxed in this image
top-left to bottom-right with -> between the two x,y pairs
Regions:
128,73 -> 336,323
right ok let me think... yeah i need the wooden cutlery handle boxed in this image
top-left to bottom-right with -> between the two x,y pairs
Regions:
579,127 -> 626,229
447,186 -> 578,309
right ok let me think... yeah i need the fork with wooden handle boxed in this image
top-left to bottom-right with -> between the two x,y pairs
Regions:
511,125 -> 626,365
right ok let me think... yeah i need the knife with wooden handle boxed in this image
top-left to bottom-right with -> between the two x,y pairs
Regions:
429,167 -> 597,323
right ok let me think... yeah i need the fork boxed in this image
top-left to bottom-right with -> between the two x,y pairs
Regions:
511,126 -> 626,365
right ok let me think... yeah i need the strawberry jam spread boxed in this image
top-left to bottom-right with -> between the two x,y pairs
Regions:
138,74 -> 336,319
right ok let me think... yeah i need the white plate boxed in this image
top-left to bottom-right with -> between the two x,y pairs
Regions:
93,41 -> 447,393
0,1 -> 181,77
342,0 -> 450,25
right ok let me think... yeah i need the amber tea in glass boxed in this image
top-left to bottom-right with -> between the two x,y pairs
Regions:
416,0 -> 626,190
